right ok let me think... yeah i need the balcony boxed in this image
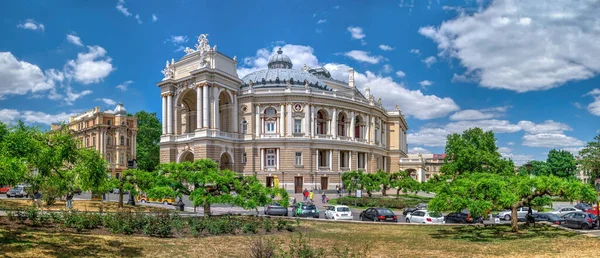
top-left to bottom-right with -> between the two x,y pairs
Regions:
261,134 -> 280,139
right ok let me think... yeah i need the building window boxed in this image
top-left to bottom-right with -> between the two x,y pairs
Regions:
107,120 -> 111,126
107,154 -> 112,163
294,119 -> 302,134
119,153 -> 124,164
92,136 -> 96,146
338,113 -> 346,136
107,137 -> 111,146
340,151 -> 349,169
120,136 -> 125,146
241,120 -> 248,134
266,149 -> 276,167
242,152 -> 247,163
116,173 -> 121,180
316,110 -> 327,135
266,121 -> 276,133
358,152 -> 366,170
318,150 -> 328,168
86,137 -> 89,147
295,152 -> 302,166
264,107 -> 277,134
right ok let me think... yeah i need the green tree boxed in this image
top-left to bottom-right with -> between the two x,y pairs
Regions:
135,111 -> 161,172
517,160 -> 550,176
546,149 -> 577,178
374,170 -> 391,196
341,170 -> 364,196
579,134 -> 600,183
390,171 -> 420,196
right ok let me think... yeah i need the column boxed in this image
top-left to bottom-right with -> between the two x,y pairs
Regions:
196,85 -> 202,130
255,105 -> 261,137
350,112 -> 355,139
232,93 -> 238,133
349,151 -> 352,170
213,87 -> 219,129
166,93 -> 173,134
310,106 -> 315,136
203,84 -> 209,128
287,103 -> 292,136
161,95 -> 167,134
365,115 -> 370,143
99,131 -> 104,155
276,149 -> 279,170
304,104 -> 310,136
279,104 -> 285,137
132,134 -> 136,158
329,150 -> 333,171
331,108 -> 337,138
260,149 -> 264,171
316,149 -> 319,170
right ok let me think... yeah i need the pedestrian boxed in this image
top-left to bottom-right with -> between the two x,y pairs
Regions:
336,185 -> 341,197
34,191 -> 43,209
309,190 -> 314,203
321,192 -> 326,204
66,191 -> 73,212
303,188 -> 309,201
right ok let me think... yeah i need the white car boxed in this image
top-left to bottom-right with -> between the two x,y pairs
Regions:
498,207 -> 537,221
405,210 -> 445,224
324,205 -> 353,220
548,207 -> 581,215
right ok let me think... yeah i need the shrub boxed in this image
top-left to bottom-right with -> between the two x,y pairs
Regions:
16,209 -> 28,224
334,196 -> 408,209
6,211 -> 15,221
39,213 -> 52,225
50,212 -> 63,224
142,213 -> 173,238
189,218 -> 206,237
286,225 -> 296,232
243,222 -> 258,234
249,237 -> 277,258
280,233 -> 323,258
171,215 -> 186,235
263,218 -> 273,233
275,219 -> 288,231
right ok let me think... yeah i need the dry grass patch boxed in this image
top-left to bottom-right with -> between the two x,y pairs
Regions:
0,199 -> 168,213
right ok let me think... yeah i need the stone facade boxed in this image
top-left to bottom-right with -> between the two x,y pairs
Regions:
51,104 -> 138,179
398,153 -> 446,182
158,35 -> 409,193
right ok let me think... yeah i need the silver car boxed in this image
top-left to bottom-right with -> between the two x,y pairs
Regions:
498,207 -> 537,221
405,210 -> 445,224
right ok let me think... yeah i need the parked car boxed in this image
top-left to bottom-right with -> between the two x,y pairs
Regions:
359,208 -> 398,222
497,207 -> 537,221
292,202 -> 319,218
547,207 -> 581,215
324,205 -> 353,220
562,212 -> 597,229
444,211 -> 484,224
0,185 -> 11,194
6,187 -> 28,198
403,203 -> 428,215
406,210 -> 445,224
532,213 -> 566,225
575,203 -> 592,211
264,203 -> 288,216
72,187 -> 82,195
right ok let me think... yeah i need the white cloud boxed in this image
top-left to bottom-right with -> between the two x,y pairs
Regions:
517,120 -> 571,134
408,128 -> 450,147
382,64 -> 393,73
166,35 -> 189,46
333,5 -> 340,9
409,49 -> 420,55
445,119 -> 522,134
498,147 -> 512,153
523,133 -> 585,147
419,80 -> 433,87
379,45 -> 395,51
116,80 -> 133,91
238,44 -> 459,120
344,50 -> 383,64
152,14 -> 158,22
135,14 -> 142,24
507,141 -> 515,146
419,0 -> 600,92
0,52 -> 55,97
64,87 -> 92,104
66,46 -> 114,84
395,70 -> 406,78
450,106 -> 509,121
0,109 -> 73,125
347,26 -> 365,39
500,152 -> 534,166
408,147 -> 432,154
422,56 -> 437,67
316,28 -> 323,34
66,34 -> 83,46
95,98 -> 117,106
317,19 -> 327,24
585,88 -> 600,116
116,0 -> 131,16
17,19 -> 44,31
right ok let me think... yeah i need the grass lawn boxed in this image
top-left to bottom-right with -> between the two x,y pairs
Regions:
1,219 -> 598,257
0,199 -> 169,213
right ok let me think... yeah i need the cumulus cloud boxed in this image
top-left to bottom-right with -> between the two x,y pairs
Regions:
408,147 -> 432,154
0,109 -> 73,125
409,49 -> 420,55
419,0 -> 600,92
379,45 -> 395,51
66,34 -> 83,46
152,14 -> 158,22
395,70 -> 406,78
347,26 -> 366,45
66,46 -> 114,84
96,98 -> 117,106
517,120 -> 571,134
344,50 -> 384,64
317,19 -> 327,24
382,64 -> 393,73
419,80 -> 433,87
17,19 -> 44,31
449,106 -> 510,121
237,44 -> 459,120
422,56 -> 437,67
135,14 -> 142,24
0,52 -> 55,97
523,133 -> 585,147
116,80 -> 133,91
116,0 -> 131,16
585,88 -> 600,116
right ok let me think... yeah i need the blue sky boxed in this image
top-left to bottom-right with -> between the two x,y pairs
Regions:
1,0 -> 599,164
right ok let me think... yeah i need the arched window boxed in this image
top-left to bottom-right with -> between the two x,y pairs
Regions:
264,107 -> 277,134
316,110 -> 327,135
241,120 -> 248,134
354,116 -> 361,139
107,137 -> 111,146
337,113 -> 346,137
120,136 -> 125,146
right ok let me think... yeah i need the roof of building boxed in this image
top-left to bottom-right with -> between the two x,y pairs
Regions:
114,103 -> 127,116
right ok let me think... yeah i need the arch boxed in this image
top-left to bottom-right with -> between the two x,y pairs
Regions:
263,106 -> 278,134
316,109 -> 329,135
178,150 -> 194,163
337,111 -> 348,137
176,88 -> 198,134
218,90 -> 234,133
219,152 -> 233,171
354,114 -> 366,139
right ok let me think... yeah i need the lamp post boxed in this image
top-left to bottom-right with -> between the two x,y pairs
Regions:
525,161 -> 534,223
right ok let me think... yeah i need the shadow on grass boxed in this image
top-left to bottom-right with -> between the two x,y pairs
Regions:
430,224 -> 579,242
0,228 -> 143,257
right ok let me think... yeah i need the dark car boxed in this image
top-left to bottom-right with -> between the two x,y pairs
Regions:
533,213 -> 566,225
6,187 -> 28,198
292,202 -> 319,218
575,203 -> 592,211
72,187 -> 82,195
265,203 -> 288,216
403,203 -> 428,216
359,208 -> 398,222
562,212 -> 597,229
444,211 -> 484,224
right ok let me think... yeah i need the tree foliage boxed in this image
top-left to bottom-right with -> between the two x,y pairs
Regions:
134,111 -> 161,172
579,134 -> 600,181
546,149 -> 577,178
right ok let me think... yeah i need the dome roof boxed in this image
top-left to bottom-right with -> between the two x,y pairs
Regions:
241,68 -> 330,91
268,48 -> 293,69
114,103 -> 127,116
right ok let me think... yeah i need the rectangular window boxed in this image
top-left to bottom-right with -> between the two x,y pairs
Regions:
119,154 -> 124,164
294,119 -> 302,133
107,120 -> 111,126
242,120 -> 248,134
92,136 -> 96,146
266,149 -> 276,167
358,152 -> 366,169
266,121 -> 276,133
295,152 -> 302,166
340,151 -> 349,169
120,136 -> 125,146
242,152 -> 247,163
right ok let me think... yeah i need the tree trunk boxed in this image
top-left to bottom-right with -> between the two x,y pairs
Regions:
511,205 -> 519,232
203,203 -> 211,217
118,188 -> 124,208
396,189 -> 400,198
382,186 -> 387,196
367,191 -> 372,197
